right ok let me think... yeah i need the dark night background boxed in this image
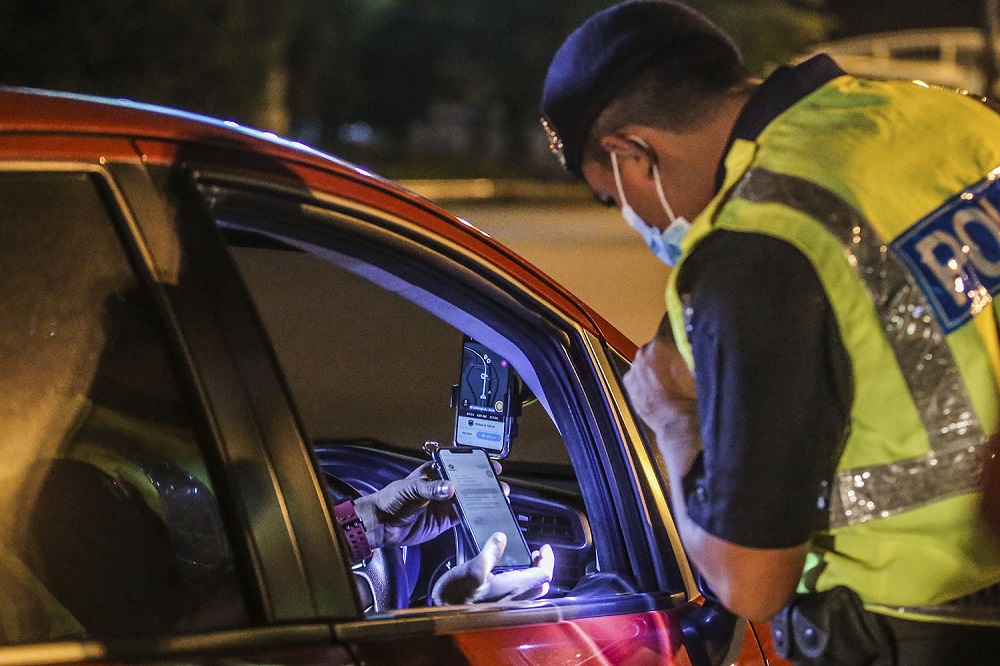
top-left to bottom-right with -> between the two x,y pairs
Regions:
0,1 -> 992,178
829,0 -> 982,36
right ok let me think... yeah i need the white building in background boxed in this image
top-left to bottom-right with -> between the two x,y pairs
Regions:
801,28 -> 995,95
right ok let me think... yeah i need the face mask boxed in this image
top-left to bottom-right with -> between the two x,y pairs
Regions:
610,149 -> 691,267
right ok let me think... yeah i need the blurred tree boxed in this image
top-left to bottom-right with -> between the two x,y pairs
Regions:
286,0 -> 362,143
343,0 -> 832,174
0,0 -> 833,174
826,0 -> 981,38
690,0 -> 834,74
346,0 -> 612,171
0,0 -> 286,126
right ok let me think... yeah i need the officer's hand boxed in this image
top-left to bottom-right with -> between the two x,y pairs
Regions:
623,313 -> 698,429
353,462 -> 459,548
623,314 -> 699,438
431,532 -> 555,605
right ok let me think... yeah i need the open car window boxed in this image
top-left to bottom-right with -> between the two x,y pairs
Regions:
228,244 -> 571,475
204,179 -> 681,615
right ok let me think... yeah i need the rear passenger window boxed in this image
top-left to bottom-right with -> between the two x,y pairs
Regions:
0,172 -> 245,644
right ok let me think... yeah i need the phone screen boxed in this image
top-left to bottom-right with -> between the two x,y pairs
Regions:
454,339 -> 512,457
436,447 -> 533,570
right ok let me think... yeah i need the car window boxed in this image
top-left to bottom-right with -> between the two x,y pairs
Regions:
209,186 -> 657,614
229,245 -> 571,473
0,172 -> 246,645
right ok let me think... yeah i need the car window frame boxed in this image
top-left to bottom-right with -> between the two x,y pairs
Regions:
180,166 -> 697,615
140,160 -> 360,623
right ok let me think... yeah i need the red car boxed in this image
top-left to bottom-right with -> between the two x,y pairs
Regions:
0,88 -> 785,665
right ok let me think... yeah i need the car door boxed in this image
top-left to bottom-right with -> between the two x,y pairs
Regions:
139,139 -> 775,665
0,136 -> 363,664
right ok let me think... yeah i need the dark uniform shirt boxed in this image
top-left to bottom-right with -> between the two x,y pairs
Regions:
678,55 -> 854,549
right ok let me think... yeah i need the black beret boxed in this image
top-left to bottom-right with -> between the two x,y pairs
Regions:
540,0 -> 742,178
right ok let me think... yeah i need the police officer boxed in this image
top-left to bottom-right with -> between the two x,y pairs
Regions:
539,1 -> 1000,663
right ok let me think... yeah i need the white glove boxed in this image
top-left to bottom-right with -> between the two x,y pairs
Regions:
353,462 -> 458,549
353,459 -> 511,550
430,532 -> 555,605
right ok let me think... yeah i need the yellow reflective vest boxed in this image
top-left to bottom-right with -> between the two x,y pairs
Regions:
667,73 -> 1000,623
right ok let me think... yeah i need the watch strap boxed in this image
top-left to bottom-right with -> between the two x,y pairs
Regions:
333,500 -> 373,564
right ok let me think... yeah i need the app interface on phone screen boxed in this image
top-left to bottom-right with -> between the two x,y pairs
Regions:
455,341 -> 510,455
440,449 -> 532,568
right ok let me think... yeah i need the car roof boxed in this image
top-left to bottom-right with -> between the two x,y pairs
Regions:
0,86 -> 636,357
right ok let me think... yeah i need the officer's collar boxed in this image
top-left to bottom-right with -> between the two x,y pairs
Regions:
714,54 -> 846,191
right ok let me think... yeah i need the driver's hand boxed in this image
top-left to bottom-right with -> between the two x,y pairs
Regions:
353,462 -> 458,548
430,532 -> 555,605
354,459 -> 509,549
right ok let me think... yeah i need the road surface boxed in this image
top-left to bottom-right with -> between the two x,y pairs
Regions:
451,201 -> 671,346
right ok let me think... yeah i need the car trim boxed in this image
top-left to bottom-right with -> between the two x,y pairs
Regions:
199,172 -> 579,405
333,590 -> 688,640
159,163 -> 362,621
192,165 -> 609,339
582,330 -> 699,598
0,625 -> 340,666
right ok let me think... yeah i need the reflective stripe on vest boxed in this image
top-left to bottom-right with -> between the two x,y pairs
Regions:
730,166 -> 993,530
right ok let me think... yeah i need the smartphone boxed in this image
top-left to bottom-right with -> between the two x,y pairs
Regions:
435,446 -> 533,570
453,338 -> 518,458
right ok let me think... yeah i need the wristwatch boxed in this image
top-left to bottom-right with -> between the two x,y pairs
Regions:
333,499 -> 373,564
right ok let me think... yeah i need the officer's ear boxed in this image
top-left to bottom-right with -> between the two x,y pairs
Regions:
600,134 -> 656,174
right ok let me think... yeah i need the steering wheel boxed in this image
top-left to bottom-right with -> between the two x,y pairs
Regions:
324,474 -> 410,612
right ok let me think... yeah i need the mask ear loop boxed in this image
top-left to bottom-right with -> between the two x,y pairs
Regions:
650,162 -> 679,224
626,135 -> 679,224
609,151 -> 630,211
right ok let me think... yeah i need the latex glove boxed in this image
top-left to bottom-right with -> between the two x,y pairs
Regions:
353,462 -> 458,549
430,532 -> 555,605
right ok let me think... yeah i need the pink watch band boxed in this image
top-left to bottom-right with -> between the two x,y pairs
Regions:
333,500 -> 373,564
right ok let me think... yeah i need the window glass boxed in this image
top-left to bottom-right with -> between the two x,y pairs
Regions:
0,172 -> 245,644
